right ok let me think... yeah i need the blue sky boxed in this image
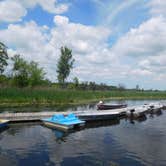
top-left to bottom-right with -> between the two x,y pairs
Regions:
0,0 -> 166,90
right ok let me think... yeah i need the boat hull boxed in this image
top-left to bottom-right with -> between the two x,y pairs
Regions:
79,113 -> 119,122
43,121 -> 73,132
0,120 -> 9,128
97,104 -> 127,110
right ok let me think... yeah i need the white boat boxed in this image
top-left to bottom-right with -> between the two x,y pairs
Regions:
0,119 -> 9,128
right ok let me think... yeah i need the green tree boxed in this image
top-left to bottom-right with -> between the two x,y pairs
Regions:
11,55 -> 45,87
136,84 -> 139,90
80,81 -> 88,90
57,46 -> 74,86
28,61 -> 45,87
89,81 -> 96,91
118,83 -> 126,91
11,55 -> 29,87
0,42 -> 8,74
73,77 -> 79,89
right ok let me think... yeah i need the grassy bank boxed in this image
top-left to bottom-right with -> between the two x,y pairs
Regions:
0,88 -> 166,107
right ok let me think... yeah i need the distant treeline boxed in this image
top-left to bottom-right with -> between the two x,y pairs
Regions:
52,81 -> 126,91
0,43 -> 75,88
0,74 -> 125,91
1,72 -> 163,91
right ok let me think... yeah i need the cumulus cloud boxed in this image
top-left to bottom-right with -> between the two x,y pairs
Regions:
51,15 -> 112,66
108,11 -> 166,87
19,0 -> 69,14
130,69 -> 152,77
51,16 -> 110,53
0,0 -> 27,22
112,16 -> 166,58
0,21 -> 47,53
49,15 -> 115,81
0,0 -> 69,23
0,15 -> 116,82
148,0 -> 166,16
0,21 -> 57,80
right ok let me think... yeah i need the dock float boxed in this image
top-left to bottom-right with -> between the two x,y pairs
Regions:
0,102 -> 165,123
0,112 -> 70,122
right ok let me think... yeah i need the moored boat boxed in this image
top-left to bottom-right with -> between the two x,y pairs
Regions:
0,119 -> 9,128
97,103 -> 127,110
78,111 -> 120,121
42,114 -> 85,131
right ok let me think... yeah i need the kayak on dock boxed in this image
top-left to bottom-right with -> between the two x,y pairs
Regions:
97,101 -> 127,110
0,119 -> 9,129
42,113 -> 85,131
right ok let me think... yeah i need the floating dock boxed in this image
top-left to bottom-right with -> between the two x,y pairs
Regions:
0,112 -> 69,122
0,103 -> 165,123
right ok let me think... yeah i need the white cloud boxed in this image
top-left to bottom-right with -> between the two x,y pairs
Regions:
51,15 -> 111,59
138,52 -> 166,77
0,21 -> 57,80
54,15 -> 69,26
19,0 -> 69,14
148,0 -> 166,16
112,16 -> 166,57
0,21 -> 47,53
130,69 -> 152,77
50,15 -> 115,81
0,0 -> 69,23
0,15 -> 115,82
0,0 -> 27,22
107,13 -> 166,88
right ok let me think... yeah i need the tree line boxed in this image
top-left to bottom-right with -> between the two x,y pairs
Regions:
0,42 -> 75,88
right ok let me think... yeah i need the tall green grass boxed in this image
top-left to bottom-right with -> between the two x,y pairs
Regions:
0,88 -> 166,106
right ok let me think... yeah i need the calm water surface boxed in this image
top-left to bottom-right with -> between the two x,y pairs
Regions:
0,99 -> 165,113
0,100 -> 166,166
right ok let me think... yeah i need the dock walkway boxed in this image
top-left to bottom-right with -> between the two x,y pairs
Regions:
0,103 -> 165,122
0,111 -> 69,122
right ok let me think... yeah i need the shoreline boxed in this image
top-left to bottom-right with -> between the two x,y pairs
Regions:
0,96 -> 166,108
1,88 -> 166,108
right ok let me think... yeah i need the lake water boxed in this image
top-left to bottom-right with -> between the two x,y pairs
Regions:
0,100 -> 166,166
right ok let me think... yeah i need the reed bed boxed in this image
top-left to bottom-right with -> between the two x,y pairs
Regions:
0,88 -> 166,107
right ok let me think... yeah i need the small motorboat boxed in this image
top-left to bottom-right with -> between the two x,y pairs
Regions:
42,113 -> 85,131
0,119 -> 9,128
97,101 -> 127,110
